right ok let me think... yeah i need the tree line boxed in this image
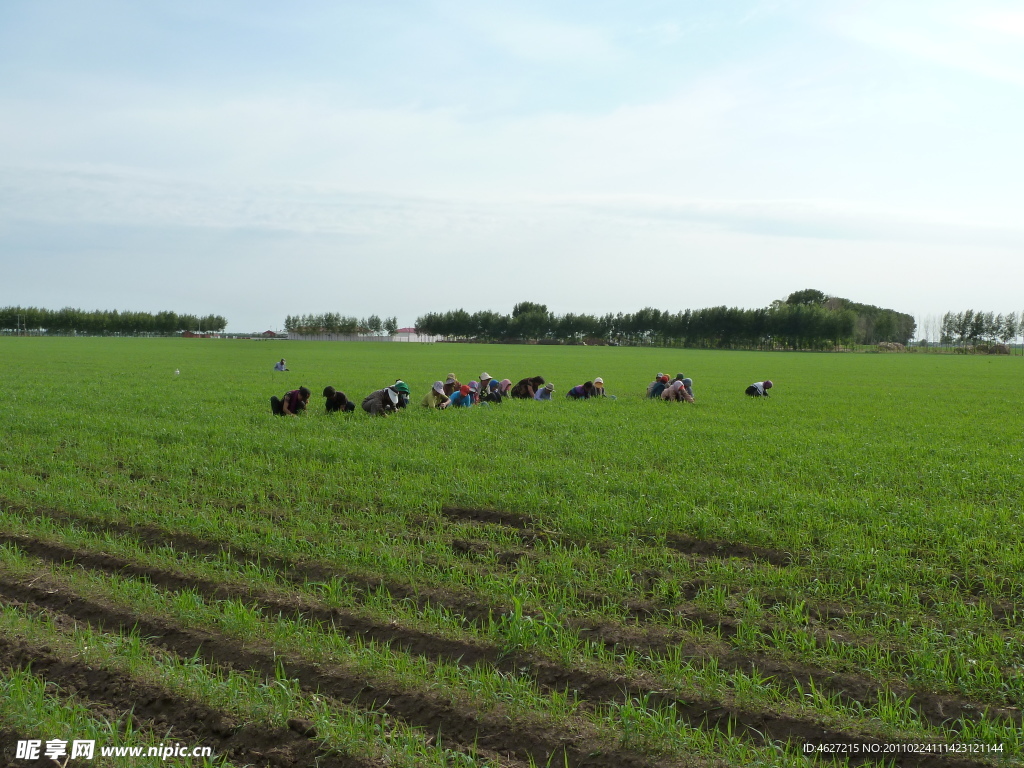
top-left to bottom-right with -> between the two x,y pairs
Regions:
284,314 -> 399,336
414,291 -> 916,349
939,311 -> 1019,347
0,306 -> 227,335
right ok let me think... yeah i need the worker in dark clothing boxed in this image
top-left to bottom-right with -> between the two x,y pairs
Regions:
511,376 -> 545,399
271,386 -> 311,416
323,386 -> 355,413
362,386 -> 400,416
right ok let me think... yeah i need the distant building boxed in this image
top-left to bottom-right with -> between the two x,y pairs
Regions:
392,327 -> 438,342
288,328 -> 441,343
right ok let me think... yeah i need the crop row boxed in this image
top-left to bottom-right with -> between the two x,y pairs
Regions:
0,512 -> 1019,765
3,499 -> 1021,715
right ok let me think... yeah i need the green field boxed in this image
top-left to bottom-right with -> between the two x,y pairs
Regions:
1,338 -> 1022,767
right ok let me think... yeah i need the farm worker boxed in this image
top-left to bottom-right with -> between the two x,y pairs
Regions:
648,374 -> 670,399
392,380 -> 411,408
323,386 -> 356,413
362,386 -> 400,416
274,358 -> 289,371
511,376 -> 545,399
662,380 -> 695,403
442,373 -> 461,396
646,373 -> 665,397
479,372 -> 494,393
534,382 -> 555,400
448,384 -> 474,408
592,377 -> 606,397
675,376 -> 694,399
745,380 -> 773,397
422,381 -> 449,409
271,386 -> 310,416
468,381 -> 480,403
498,378 -> 512,396
481,378 -> 504,404
566,381 -> 595,400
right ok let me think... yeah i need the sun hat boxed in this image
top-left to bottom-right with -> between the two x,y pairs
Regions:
480,372 -> 492,381
469,380 -> 479,391
489,379 -> 499,391
386,388 -> 399,404
544,382 -> 554,391
675,373 -> 685,381
682,378 -> 692,386
660,374 -> 670,383
393,381 -> 411,395
594,377 -> 603,384
432,381 -> 445,394
459,384 -> 471,396
764,380 -> 773,389
656,372 -> 665,379
323,386 -> 335,397
446,373 -> 456,381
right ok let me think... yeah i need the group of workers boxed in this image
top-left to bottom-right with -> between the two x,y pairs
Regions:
271,363 -> 774,417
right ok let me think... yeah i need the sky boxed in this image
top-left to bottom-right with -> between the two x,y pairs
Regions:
2,1 -> 1022,334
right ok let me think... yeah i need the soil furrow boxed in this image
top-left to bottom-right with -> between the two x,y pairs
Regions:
0,531 -> 498,669
0,627 -> 363,768
0,552 -> 1006,768
2,526 -> 1015,737
438,507 -> 1024,622
440,507 -> 798,567
0,575 -> 665,768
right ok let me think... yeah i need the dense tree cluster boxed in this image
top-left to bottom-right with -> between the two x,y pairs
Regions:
284,313 -> 398,336
0,306 -> 227,334
940,311 -> 1019,346
415,293 -> 915,349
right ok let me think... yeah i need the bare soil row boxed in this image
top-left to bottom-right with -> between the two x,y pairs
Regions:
1,507 -> 1016,735
0,614 -> 364,768
0,532 -> 1007,767
0,570 -> 662,768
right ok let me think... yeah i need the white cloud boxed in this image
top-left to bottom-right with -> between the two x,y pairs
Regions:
973,11 -> 1024,38
830,3 -> 1024,87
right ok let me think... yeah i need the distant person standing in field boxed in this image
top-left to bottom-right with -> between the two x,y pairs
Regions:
422,381 -> 449,409
511,376 -> 545,399
362,386 -> 400,416
271,386 -> 310,416
323,386 -> 355,413
448,384 -> 474,408
566,381 -> 595,400
745,380 -> 773,397
662,380 -> 695,403
274,359 -> 289,371
534,382 -> 555,400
